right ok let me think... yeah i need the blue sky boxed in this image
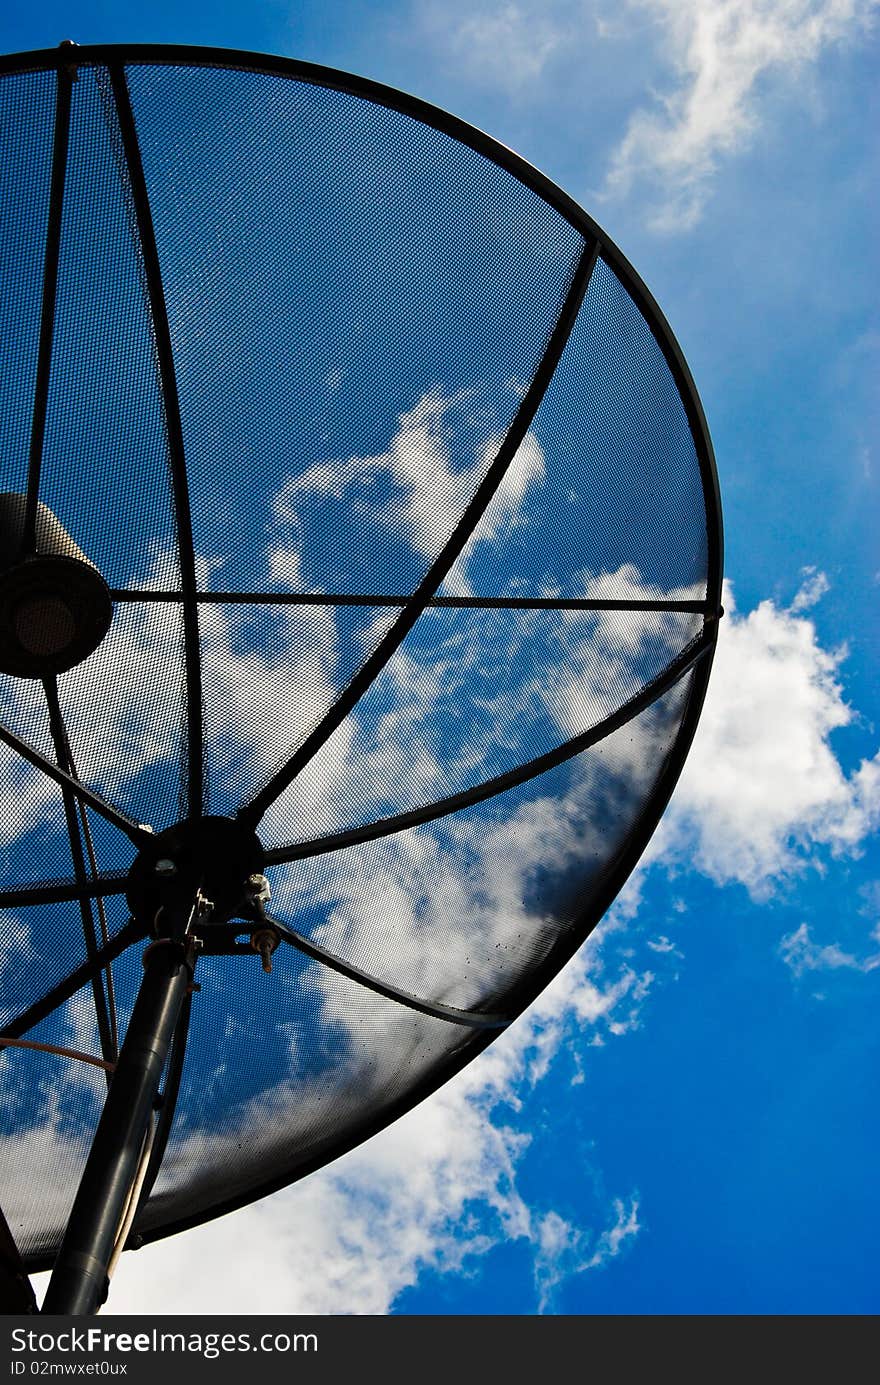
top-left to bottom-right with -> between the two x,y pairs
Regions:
2,0 -> 877,1316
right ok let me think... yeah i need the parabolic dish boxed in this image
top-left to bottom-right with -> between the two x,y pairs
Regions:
0,45 -> 722,1272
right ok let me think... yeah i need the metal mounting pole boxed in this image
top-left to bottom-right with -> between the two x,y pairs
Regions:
41,932 -> 195,1315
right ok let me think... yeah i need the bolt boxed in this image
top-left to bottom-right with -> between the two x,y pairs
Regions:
246,872 -> 271,903
250,927 -> 278,973
195,891 -> 214,920
154,858 -> 177,877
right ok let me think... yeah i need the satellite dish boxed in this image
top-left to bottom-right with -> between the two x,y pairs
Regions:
0,43 -> 722,1315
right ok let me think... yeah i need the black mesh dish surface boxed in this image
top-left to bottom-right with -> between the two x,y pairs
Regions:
0,46 -> 722,1269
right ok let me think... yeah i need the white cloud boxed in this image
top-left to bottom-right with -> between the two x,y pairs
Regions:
0,1110 -> 94,1262
277,388 -> 545,580
0,546 -> 344,837
112,715 -> 667,1304
0,912 -> 31,969
603,0 -> 879,230
19,570 -> 880,1313
532,1195 -> 639,1310
416,1 -> 571,87
24,927 -> 647,1316
266,558 -> 701,851
444,429 -> 546,596
8,381 -> 879,1319
0,745 -> 60,856
275,388 -> 469,561
779,920 -> 880,975
651,578 -> 880,894
789,566 -> 831,613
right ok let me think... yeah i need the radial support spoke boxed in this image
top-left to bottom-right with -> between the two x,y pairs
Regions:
0,715 -> 149,845
0,874 -> 130,909
109,588 -> 717,615
22,60 -> 73,556
75,800 -> 119,1058
108,65 -> 203,817
239,235 -> 601,827
268,916 -> 508,1029
0,917 -> 146,1044
265,628 -> 716,867
42,679 -> 116,1074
